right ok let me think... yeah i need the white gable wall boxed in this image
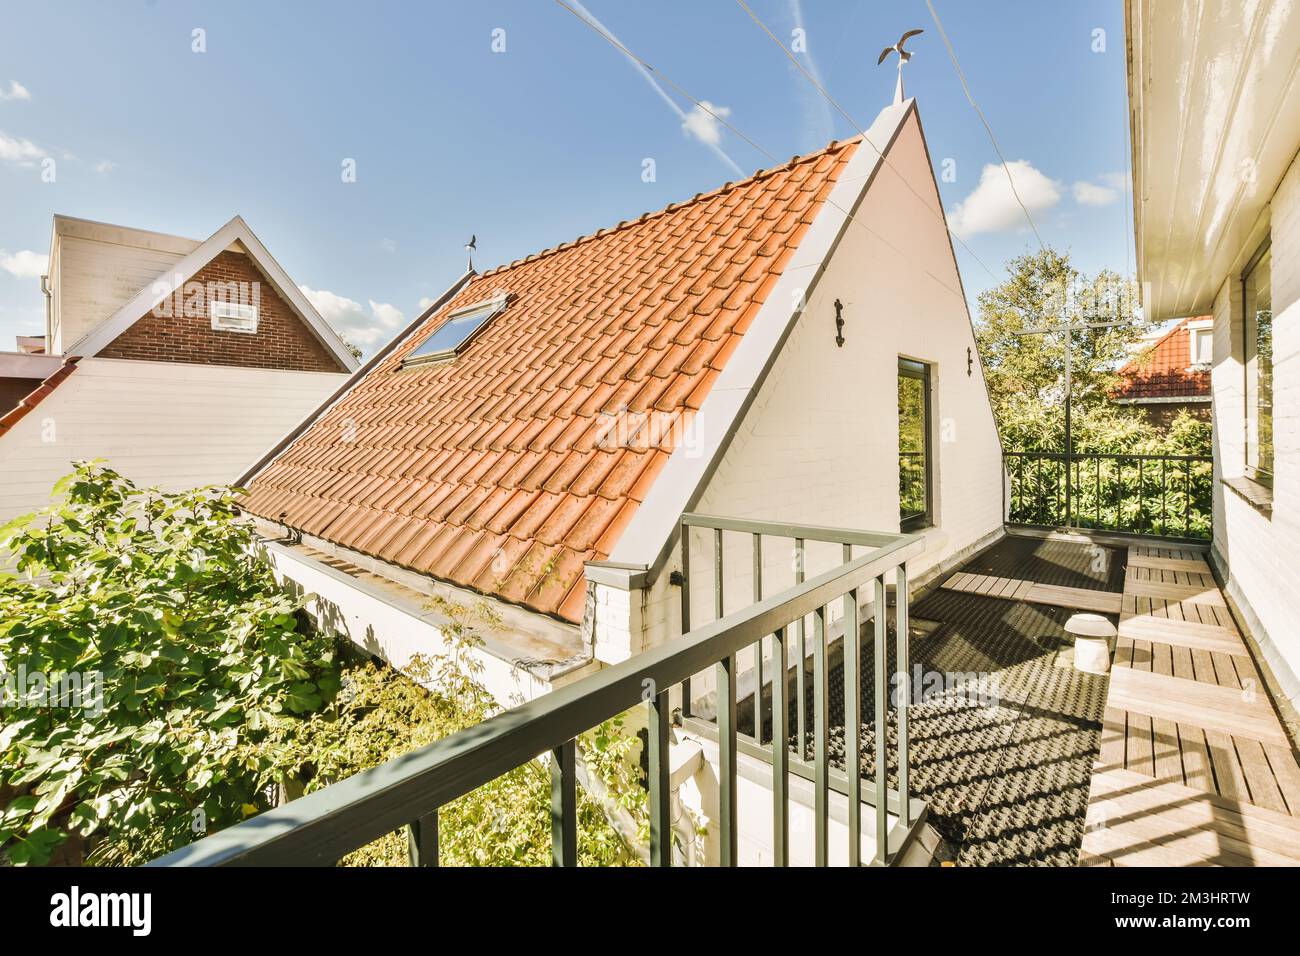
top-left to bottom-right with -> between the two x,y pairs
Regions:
49,222 -> 199,355
0,357 -> 347,522
586,111 -> 1004,674
689,114 -> 1002,614
1209,153 -> 1300,702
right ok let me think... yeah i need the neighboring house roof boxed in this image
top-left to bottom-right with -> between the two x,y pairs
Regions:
1111,315 -> 1212,402
0,358 -> 79,439
62,216 -> 360,371
240,129 -> 874,622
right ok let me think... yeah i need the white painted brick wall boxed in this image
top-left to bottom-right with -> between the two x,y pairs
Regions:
1211,154 -> 1300,701
595,113 -> 1004,695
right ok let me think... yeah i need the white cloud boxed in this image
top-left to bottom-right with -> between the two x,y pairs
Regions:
417,296 -> 437,312
299,285 -> 404,354
0,130 -> 43,165
1073,180 -> 1119,206
0,249 -> 48,279
368,299 -> 404,330
948,160 -> 1062,239
94,159 -> 115,174
380,238 -> 397,253
1100,171 -> 1129,190
0,81 -> 31,101
681,100 -> 731,148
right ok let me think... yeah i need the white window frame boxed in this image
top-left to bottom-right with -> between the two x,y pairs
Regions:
1186,318 -> 1213,368
209,300 -> 259,334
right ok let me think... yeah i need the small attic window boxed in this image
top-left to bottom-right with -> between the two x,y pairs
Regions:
210,300 -> 258,334
404,294 -> 507,367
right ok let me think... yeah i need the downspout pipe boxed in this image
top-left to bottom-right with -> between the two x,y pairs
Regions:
40,274 -> 52,347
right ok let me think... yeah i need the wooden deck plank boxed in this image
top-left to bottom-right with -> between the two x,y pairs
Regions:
1083,769 -> 1300,866
1106,668 -> 1290,746
1023,582 -> 1123,614
1117,614 -> 1246,656
1124,578 -> 1228,607
1126,553 -> 1212,574
1234,737 -> 1289,813
1264,745 -> 1300,817
1178,724 -> 1215,792
1098,706 -> 1127,774
1206,731 -> 1251,802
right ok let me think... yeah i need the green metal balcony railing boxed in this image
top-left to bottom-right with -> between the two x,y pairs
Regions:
150,514 -> 924,868
1004,451 -> 1214,540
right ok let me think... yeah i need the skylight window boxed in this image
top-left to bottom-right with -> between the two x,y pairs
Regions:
404,294 -> 507,367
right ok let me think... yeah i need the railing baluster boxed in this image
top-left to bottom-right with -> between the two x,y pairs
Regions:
551,739 -> 577,867
1161,458 -> 1168,535
405,810 -> 439,868
770,624 -> 789,866
873,574 -> 889,865
1096,457 -> 1101,528
894,562 -> 910,830
795,537 -> 806,761
718,652 -> 738,866
1138,457 -> 1145,532
714,527 -> 725,620
680,521 -> 692,718
1185,459 -> 1192,535
842,542 -> 862,866
648,690 -> 672,867
752,532 -> 763,744
813,602 -> 829,865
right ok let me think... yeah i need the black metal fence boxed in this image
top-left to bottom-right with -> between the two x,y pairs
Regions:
1004,451 -> 1214,540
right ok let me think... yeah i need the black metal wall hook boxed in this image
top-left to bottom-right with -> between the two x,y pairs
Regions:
834,298 -> 845,347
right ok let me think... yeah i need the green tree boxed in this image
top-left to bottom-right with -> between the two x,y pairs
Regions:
975,247 -> 1210,457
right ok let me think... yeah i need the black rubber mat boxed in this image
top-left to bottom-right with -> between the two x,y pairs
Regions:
734,540 -> 1115,866
957,535 -> 1127,593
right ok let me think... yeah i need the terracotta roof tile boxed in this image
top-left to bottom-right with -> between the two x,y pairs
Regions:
241,136 -> 860,622
1111,316 -> 1213,401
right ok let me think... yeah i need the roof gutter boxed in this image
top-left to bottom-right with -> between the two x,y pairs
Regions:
234,269 -> 476,488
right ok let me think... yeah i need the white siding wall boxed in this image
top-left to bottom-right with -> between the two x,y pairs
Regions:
0,358 -> 346,521
1211,154 -> 1300,701
52,233 -> 195,354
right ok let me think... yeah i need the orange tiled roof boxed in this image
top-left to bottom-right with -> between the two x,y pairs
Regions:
241,138 -> 860,622
0,358 -> 79,438
1112,316 -> 1211,401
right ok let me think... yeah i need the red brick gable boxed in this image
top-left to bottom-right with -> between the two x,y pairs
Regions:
1112,316 -> 1212,401
98,251 -> 348,372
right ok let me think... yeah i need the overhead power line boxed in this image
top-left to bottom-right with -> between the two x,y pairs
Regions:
731,0 -> 1002,284
551,0 -> 985,300
924,0 -> 1047,250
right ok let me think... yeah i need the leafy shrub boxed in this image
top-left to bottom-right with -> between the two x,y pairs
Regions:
259,598 -> 647,866
0,462 -> 339,865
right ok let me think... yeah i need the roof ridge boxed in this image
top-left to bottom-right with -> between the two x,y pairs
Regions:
478,135 -> 862,280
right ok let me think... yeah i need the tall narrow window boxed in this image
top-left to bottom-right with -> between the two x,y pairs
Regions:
898,358 -> 932,530
1243,243 -> 1272,486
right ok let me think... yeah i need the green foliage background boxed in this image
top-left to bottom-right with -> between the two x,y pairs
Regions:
974,249 -> 1213,536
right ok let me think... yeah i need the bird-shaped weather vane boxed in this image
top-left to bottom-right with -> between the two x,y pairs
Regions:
878,28 -> 924,105
465,234 -> 477,272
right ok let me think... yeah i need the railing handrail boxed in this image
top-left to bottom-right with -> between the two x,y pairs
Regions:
679,512 -> 904,549
151,527 -> 923,867
1003,450 -> 1211,462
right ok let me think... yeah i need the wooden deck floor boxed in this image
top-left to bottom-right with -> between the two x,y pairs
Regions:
941,537 -> 1300,865
1082,544 -> 1300,866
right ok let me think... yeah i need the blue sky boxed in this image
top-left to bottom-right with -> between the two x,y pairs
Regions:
0,0 -> 1131,354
